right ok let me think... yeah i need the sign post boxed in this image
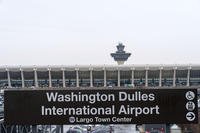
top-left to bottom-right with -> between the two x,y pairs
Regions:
4,88 -> 198,125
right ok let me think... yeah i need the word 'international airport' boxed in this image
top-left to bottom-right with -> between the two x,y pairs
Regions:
1,43 -> 200,133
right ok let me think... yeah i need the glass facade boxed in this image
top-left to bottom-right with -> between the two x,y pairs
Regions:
106,70 -> 117,87
134,70 -> 145,87
176,70 -> 187,86
51,71 -> 63,87
93,71 -> 104,87
0,66 -> 200,88
162,70 -> 173,87
0,72 -> 8,88
148,70 -> 159,87
79,71 -> 90,87
65,71 -> 76,87
120,70 -> 131,87
190,70 -> 200,86
10,71 -> 22,88
23,71 -> 34,87
37,71 -> 49,87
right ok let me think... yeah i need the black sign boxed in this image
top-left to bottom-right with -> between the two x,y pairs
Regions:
4,88 -> 198,125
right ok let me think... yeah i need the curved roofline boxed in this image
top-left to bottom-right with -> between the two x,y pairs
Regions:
0,64 -> 200,67
0,64 -> 200,71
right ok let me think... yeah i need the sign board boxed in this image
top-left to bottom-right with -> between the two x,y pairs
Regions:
4,88 -> 198,125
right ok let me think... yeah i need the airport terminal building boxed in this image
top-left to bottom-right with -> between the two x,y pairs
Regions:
0,64 -> 200,89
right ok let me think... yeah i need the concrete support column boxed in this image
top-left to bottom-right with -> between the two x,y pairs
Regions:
187,67 -> 191,86
173,68 -> 177,87
21,70 -> 25,88
104,69 -> 106,87
118,70 -> 120,87
34,69 -> 38,87
62,69 -> 66,87
145,69 -> 148,87
48,69 -> 52,87
6,69 -> 11,88
76,69 -> 79,87
159,68 -> 163,87
90,69 -> 93,87
131,69 -> 135,87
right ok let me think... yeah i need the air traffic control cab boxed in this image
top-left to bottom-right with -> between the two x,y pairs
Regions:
111,42 -> 131,65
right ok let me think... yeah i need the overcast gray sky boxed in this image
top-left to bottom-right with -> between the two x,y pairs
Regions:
0,0 -> 200,66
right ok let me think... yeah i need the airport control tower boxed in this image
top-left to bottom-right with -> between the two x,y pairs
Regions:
111,42 -> 131,65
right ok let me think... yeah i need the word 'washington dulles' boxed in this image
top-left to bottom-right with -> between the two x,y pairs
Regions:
46,91 -> 155,104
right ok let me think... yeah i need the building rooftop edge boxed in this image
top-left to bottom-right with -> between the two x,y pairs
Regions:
0,64 -> 200,70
